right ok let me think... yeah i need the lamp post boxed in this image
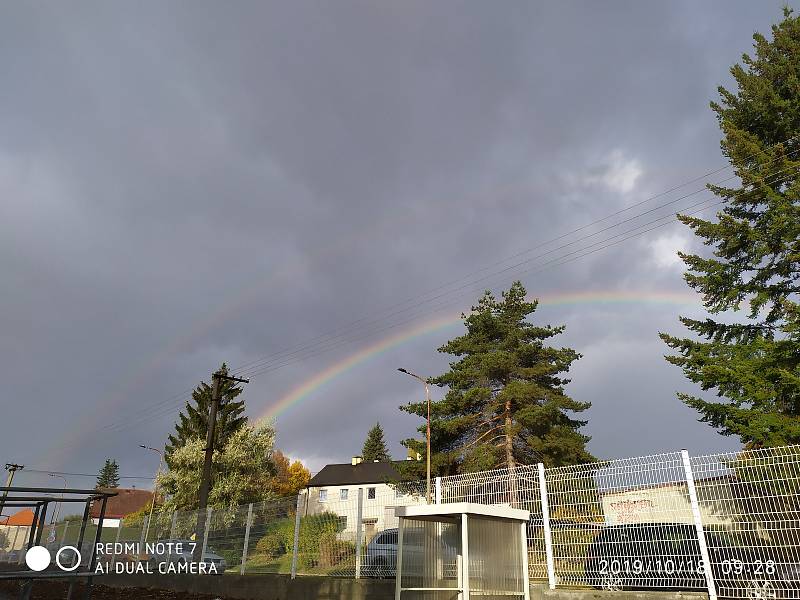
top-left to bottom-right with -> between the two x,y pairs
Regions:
398,368 -> 432,504
139,445 -> 164,542
47,473 -> 68,524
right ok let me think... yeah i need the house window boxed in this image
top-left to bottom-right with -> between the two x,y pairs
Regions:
318,489 -> 327,502
367,487 -> 376,500
338,516 -> 347,530
340,488 -> 349,501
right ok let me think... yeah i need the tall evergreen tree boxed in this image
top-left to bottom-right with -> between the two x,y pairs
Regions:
660,9 -> 800,448
96,459 -> 120,489
165,363 -> 247,466
362,422 -> 391,462
401,282 -> 594,475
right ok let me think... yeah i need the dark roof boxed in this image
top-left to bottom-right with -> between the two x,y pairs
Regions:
90,488 -> 154,519
308,461 -> 403,487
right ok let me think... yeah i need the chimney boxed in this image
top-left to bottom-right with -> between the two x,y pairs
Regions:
351,456 -> 363,466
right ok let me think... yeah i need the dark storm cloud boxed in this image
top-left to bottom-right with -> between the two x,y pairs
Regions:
0,1 -> 788,488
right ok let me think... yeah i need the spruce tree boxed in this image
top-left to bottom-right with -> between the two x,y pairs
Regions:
164,363 -> 247,466
362,422 -> 391,462
660,9 -> 800,448
401,282 -> 594,475
96,459 -> 120,489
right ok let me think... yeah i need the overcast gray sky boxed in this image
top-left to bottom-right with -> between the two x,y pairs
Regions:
0,1 -> 790,490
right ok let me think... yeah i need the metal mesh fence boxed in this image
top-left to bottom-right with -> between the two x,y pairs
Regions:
439,464 -> 547,582
2,444 -> 798,597
691,446 -> 800,599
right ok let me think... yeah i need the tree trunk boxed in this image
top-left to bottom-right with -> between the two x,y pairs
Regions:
504,400 -> 515,469
505,400 -> 519,506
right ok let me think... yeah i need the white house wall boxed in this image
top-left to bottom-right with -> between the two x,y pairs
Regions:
305,483 -> 425,541
601,481 -> 736,526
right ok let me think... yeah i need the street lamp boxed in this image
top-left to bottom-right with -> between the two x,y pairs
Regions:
47,473 -> 68,524
398,368 -> 432,504
139,445 -> 164,542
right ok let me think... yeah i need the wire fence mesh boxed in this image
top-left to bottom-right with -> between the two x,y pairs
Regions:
2,444 -> 799,598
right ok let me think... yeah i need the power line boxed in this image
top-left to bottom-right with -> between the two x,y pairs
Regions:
231,148 -> 800,380
22,468 -> 155,480
61,147 -> 800,443
228,136 -> 800,376
93,159 -> 799,439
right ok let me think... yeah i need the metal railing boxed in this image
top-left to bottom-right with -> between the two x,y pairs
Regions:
3,445 -> 798,599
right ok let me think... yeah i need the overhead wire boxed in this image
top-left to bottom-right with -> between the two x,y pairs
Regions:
72,147 -> 800,441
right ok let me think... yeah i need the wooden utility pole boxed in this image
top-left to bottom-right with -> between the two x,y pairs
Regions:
193,371 -> 248,561
0,463 -> 24,518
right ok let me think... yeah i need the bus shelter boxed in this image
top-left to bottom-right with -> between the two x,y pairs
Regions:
394,502 -> 530,600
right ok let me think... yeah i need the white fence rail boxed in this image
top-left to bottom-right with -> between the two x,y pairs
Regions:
3,445 -> 798,599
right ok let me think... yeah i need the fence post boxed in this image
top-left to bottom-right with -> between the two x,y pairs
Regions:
201,507 -> 212,561
681,450 -> 717,600
291,492 -> 302,579
110,523 -> 122,566
10,526 -> 20,552
240,503 -> 253,575
537,463 -> 556,590
170,510 -> 177,539
354,488 -> 364,579
139,516 -> 149,547
60,521 -> 69,546
435,477 -> 442,504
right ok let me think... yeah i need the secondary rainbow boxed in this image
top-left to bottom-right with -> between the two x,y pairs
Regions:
256,289 -> 700,424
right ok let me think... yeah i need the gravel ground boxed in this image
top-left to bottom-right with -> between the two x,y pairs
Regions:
0,579 -> 223,600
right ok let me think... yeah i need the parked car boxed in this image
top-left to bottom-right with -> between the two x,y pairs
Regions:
146,539 -> 227,575
363,527 -> 458,579
584,523 -> 800,598
363,528 -> 399,576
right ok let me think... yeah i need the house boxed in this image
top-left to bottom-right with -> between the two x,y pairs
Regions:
89,488 -> 154,528
303,457 -> 424,542
0,509 -> 40,552
600,475 -> 738,527
0,508 -> 37,527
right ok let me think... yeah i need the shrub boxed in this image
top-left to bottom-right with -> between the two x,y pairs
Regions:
318,531 -> 355,569
256,528 -> 287,559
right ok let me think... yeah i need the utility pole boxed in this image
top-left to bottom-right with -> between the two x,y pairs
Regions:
397,368 -> 433,504
193,371 -> 248,561
0,464 -> 24,518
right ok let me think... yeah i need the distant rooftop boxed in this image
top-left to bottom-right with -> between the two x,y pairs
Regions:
90,488 -> 154,519
308,461 -> 404,487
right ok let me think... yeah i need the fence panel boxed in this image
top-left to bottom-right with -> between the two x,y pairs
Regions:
545,452 -> 708,591
239,498 -> 297,574
12,443 -> 793,590
438,464 -> 548,582
691,446 -> 800,600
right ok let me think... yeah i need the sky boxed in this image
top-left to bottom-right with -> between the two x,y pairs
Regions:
0,1 -> 791,492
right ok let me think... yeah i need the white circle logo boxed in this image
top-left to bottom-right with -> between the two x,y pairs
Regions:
25,546 -> 51,571
55,546 -> 82,572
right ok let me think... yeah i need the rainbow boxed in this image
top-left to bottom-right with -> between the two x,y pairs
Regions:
255,289 -> 700,423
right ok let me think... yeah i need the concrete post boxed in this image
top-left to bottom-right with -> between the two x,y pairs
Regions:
200,507 -> 212,561
290,492 -> 302,579
139,516 -> 149,546
435,477 -> 442,504
682,450 -> 717,600
521,521 -> 531,600
354,488 -> 364,578
110,524 -> 122,566
170,510 -> 177,539
60,521 -> 69,547
240,503 -> 253,575
461,513 -> 470,599
394,517 -> 404,600
537,463 -> 556,590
